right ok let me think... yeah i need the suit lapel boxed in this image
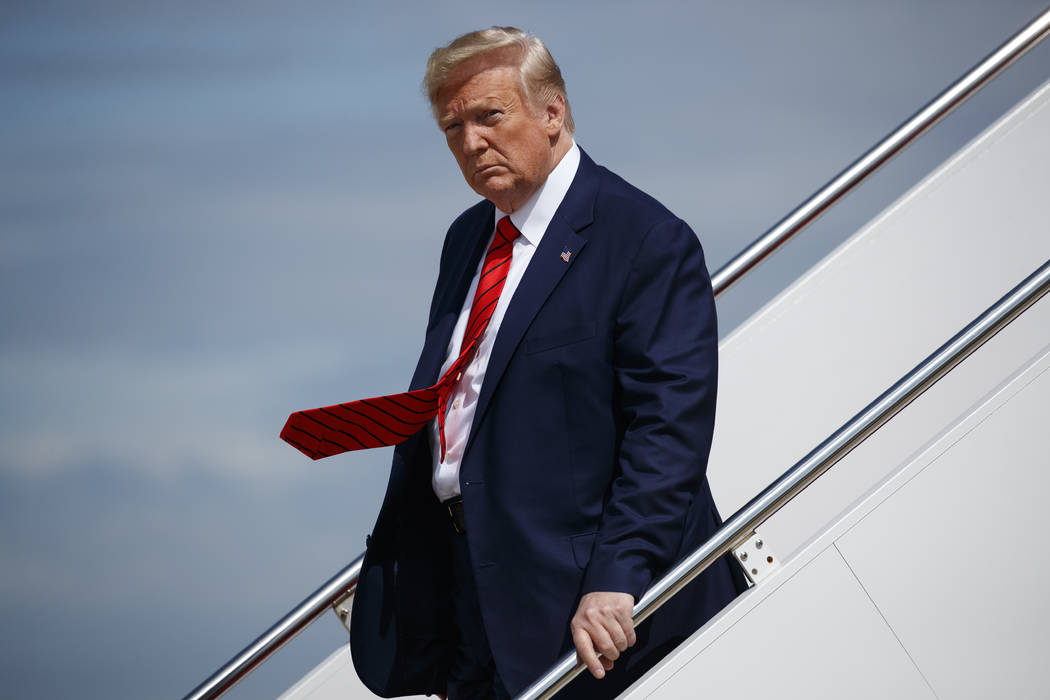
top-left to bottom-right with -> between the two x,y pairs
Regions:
464,150 -> 600,457
411,206 -> 494,390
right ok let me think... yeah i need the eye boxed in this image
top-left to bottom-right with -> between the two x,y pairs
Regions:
443,121 -> 462,135
483,109 -> 501,123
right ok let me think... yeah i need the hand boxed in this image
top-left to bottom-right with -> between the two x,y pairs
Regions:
570,591 -> 636,679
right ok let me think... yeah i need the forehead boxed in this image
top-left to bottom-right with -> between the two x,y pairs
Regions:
437,51 -> 525,112
440,66 -> 520,106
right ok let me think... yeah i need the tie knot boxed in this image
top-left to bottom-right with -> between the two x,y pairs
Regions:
496,215 -> 519,244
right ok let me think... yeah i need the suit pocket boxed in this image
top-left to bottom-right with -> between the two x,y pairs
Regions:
526,321 -> 597,354
570,531 -> 598,569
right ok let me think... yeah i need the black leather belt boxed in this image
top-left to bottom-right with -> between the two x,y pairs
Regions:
443,496 -> 466,534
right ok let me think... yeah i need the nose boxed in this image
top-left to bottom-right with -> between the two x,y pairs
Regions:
462,123 -> 487,155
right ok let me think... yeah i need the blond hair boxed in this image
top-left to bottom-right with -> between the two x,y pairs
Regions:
423,26 -> 575,133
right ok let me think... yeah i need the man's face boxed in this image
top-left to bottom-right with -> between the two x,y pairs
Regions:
436,56 -> 560,213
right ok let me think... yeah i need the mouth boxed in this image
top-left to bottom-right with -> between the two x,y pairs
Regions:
474,163 -> 501,177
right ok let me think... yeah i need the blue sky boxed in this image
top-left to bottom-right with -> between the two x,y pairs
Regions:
2,1 -> 1048,698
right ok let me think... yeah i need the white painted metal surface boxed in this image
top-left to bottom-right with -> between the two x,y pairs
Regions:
280,78 -> 1050,700
731,531 -> 779,585
835,360 -> 1050,700
623,325 -> 1050,700
639,548 -> 938,700
279,646 -> 364,700
708,78 -> 1050,562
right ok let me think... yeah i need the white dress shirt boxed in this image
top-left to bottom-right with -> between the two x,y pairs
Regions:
430,142 -> 581,502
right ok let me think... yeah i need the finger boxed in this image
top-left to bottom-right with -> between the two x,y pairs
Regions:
601,656 -> 615,671
581,606 -> 622,660
573,625 -> 605,679
588,621 -> 620,661
612,605 -> 636,648
607,620 -> 629,652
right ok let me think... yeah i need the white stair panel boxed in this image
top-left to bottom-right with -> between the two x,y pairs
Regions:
708,78 -> 1050,562
278,646 -> 371,700
626,332 -> 1050,700
836,360 -> 1050,700
631,547 -> 936,700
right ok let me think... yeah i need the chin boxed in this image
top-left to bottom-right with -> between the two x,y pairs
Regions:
474,180 -> 516,206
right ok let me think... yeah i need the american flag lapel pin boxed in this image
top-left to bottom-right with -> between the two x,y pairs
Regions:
560,246 -> 572,263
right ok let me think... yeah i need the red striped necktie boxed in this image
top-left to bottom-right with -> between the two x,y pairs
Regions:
281,216 -> 519,461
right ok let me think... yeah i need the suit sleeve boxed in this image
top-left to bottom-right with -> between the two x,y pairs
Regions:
579,217 -> 718,601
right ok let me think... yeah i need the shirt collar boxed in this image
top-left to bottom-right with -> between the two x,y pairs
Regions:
497,140 -> 580,247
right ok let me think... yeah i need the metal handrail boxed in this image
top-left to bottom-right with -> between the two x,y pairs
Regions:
520,259 -> 1050,699
182,556 -> 363,700
185,6 -> 1050,699
710,6 -> 1050,296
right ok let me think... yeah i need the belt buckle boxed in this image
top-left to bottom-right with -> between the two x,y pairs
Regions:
445,497 -> 465,534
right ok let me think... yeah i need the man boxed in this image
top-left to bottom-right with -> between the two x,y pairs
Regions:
281,26 -> 746,700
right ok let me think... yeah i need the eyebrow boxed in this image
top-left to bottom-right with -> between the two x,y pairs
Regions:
441,95 -> 511,124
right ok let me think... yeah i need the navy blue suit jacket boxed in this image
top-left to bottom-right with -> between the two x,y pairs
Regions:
350,149 -> 746,697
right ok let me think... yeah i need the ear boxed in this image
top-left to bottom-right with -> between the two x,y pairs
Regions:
544,94 -> 566,136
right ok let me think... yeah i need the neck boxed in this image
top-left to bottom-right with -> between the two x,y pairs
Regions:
500,132 -> 574,214
549,129 -> 573,169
